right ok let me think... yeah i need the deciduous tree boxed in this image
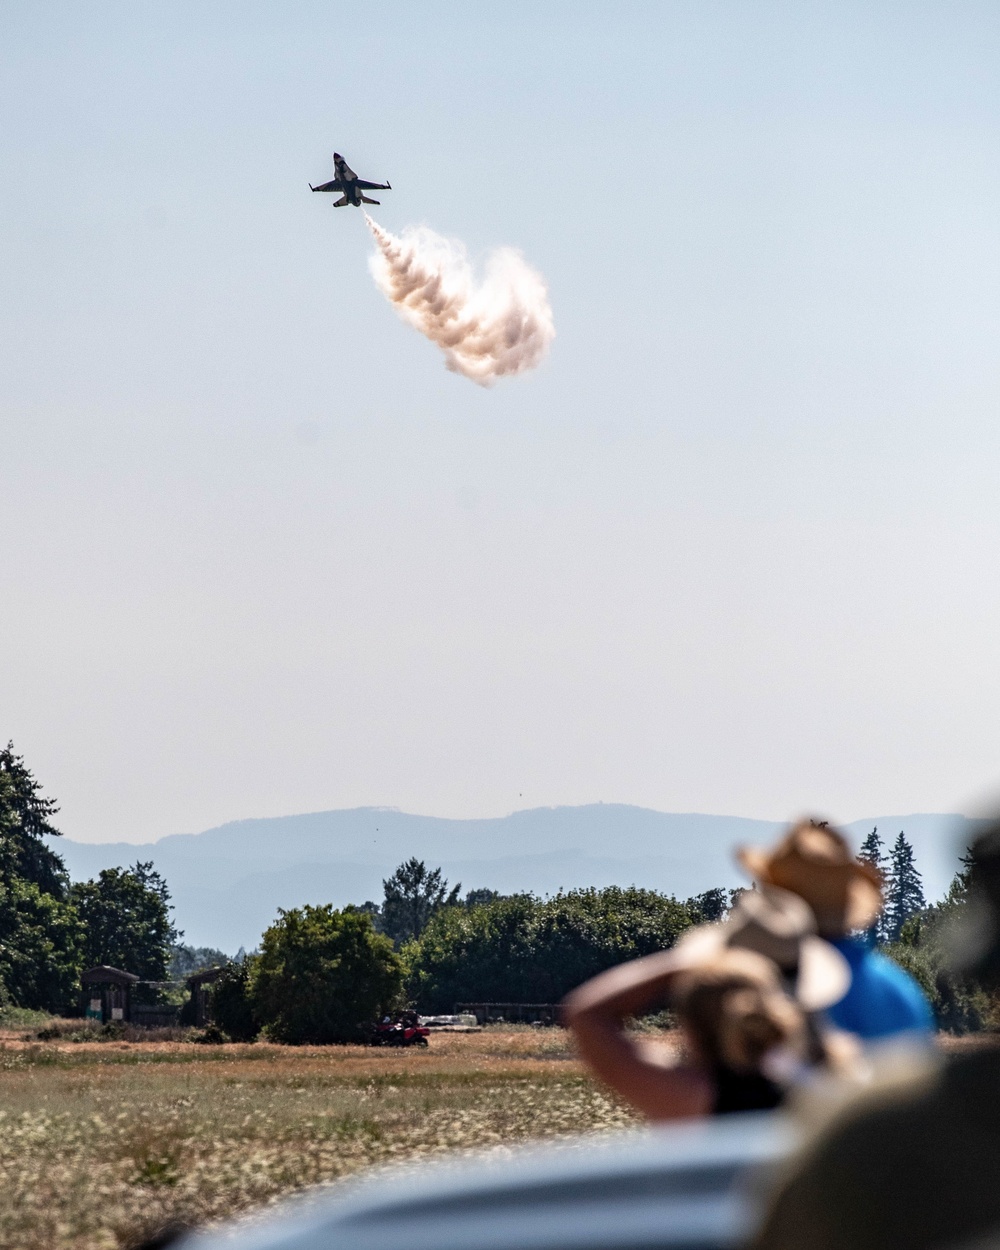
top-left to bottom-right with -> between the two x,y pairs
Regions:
408,886 -> 695,1012
0,874 -> 82,1011
70,862 -> 179,980
251,905 -> 403,1044
684,888 -> 728,923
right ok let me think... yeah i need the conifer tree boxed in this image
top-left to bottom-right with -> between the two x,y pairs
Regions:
858,826 -> 889,942
0,744 -> 79,1008
0,741 -> 68,897
944,848 -> 975,908
381,858 -> 461,945
858,826 -> 886,874
884,831 -> 926,942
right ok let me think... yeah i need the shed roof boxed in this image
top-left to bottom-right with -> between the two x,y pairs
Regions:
187,965 -> 228,988
81,965 -> 140,986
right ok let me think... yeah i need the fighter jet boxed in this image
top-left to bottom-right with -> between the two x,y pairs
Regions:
309,153 -> 392,207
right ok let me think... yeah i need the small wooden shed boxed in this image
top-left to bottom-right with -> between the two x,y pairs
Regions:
81,966 -> 139,1023
186,965 -> 227,1026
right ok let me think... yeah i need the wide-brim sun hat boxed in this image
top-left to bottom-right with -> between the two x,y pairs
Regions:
667,884 -> 851,1013
736,819 -> 883,934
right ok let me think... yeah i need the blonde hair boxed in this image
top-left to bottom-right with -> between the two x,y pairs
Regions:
671,948 -> 806,1072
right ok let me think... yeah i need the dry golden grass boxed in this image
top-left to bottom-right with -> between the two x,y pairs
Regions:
0,1028 -> 637,1250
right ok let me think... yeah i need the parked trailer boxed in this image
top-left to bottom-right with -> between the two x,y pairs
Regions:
456,1002 -> 558,1025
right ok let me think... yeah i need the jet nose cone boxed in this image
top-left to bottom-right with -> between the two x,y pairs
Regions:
333,152 -> 342,160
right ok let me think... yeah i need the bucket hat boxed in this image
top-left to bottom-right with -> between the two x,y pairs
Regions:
671,884 -> 851,1012
736,819 -> 883,935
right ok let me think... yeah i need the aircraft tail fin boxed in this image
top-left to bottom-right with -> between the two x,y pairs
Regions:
360,194 -> 381,205
332,195 -> 349,207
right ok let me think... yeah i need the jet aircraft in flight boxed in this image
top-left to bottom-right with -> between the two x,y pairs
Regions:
309,153 -> 392,207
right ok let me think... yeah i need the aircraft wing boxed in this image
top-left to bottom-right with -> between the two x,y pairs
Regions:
310,179 -> 343,192
354,179 -> 391,190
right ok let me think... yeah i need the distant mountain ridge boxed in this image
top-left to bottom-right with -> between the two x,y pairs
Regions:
58,805 -> 979,951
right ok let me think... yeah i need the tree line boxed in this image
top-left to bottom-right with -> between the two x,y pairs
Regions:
0,743 -> 179,1013
209,837 -> 956,1042
0,743 -> 739,1038
1,742 -> 990,1039
207,871 -> 718,1042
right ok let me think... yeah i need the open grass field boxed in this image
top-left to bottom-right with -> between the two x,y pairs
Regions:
2,1022 -> 983,1250
0,1027 -> 637,1250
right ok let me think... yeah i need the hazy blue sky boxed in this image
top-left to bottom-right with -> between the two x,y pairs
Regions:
3,3 -> 1000,843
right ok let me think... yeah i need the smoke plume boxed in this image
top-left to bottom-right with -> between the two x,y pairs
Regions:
365,214 -> 554,386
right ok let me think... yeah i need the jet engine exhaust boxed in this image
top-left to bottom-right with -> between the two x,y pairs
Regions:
364,214 -> 554,386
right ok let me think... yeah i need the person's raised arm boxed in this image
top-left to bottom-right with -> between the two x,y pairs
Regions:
561,951 -> 713,1122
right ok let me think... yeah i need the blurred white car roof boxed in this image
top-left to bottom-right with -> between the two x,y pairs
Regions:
180,1112 -> 796,1250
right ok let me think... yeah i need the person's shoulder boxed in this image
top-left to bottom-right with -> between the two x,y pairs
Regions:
859,950 -> 935,1015
864,948 -> 918,981
826,943 -> 934,1036
831,940 -> 922,992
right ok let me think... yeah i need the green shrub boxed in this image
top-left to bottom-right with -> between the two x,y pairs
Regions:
251,906 -> 403,1044
191,1023 -> 228,1044
0,1004 -> 54,1028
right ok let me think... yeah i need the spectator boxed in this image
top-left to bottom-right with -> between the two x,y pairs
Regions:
737,820 -> 933,1041
751,821 -> 1000,1250
563,885 -> 852,1121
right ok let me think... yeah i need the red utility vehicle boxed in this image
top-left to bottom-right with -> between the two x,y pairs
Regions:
371,1010 -> 430,1047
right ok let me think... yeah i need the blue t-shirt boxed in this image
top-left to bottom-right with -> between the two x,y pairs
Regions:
826,936 -> 934,1040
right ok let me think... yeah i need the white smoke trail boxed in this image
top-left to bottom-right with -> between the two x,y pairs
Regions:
365,214 -> 554,387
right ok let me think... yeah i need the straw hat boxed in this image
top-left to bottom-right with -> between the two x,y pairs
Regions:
671,884 -> 851,1012
736,819 -> 883,935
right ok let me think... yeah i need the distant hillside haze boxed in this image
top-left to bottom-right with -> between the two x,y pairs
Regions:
58,805 -> 980,952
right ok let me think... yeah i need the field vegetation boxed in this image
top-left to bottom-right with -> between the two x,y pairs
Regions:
0,1026 -> 636,1250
